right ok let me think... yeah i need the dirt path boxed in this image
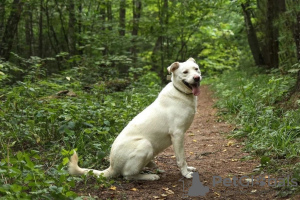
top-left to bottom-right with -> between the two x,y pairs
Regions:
86,85 -> 297,199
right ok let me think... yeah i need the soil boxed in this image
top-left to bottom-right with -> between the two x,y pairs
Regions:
77,85 -> 300,200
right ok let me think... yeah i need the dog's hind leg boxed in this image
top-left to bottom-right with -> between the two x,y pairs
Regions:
122,139 -> 160,181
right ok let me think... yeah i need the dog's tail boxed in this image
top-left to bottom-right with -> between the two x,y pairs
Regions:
68,151 -> 114,178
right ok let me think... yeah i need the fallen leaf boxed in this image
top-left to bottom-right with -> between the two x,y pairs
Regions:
130,188 -> 138,191
109,186 -> 116,191
190,152 -> 194,154
222,149 -> 227,152
226,141 -> 235,147
231,159 -> 238,162
172,185 -> 177,188
161,194 -> 167,197
193,139 -> 197,142
214,192 -> 220,197
251,189 -> 257,193
189,133 -> 195,136
162,187 -> 169,191
171,155 -> 176,158
208,144 -> 213,146
66,76 -> 71,81
153,196 -> 160,199
166,190 -> 174,195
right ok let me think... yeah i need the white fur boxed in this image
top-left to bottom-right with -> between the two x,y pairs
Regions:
69,58 -> 201,180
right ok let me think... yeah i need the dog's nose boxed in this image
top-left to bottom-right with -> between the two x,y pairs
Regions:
193,75 -> 201,82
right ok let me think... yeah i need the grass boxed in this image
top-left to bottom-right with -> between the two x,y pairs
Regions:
211,65 -> 300,195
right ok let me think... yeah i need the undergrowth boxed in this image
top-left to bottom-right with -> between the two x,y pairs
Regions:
0,67 -> 161,199
212,65 -> 300,195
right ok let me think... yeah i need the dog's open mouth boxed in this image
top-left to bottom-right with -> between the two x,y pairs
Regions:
183,80 -> 200,96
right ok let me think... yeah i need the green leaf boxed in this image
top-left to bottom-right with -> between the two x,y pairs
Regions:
24,154 -> 34,169
11,184 -> 23,193
62,157 -> 69,165
66,191 -> 77,197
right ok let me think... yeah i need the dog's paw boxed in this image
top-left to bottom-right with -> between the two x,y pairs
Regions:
183,171 -> 194,179
187,166 -> 197,172
150,174 -> 160,180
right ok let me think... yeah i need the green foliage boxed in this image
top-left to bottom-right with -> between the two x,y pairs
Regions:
212,64 -> 300,179
0,66 -> 161,198
0,150 -> 77,199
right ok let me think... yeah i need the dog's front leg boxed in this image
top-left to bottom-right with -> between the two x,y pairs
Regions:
171,133 -> 196,179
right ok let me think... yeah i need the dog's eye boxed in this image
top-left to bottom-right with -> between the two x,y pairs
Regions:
183,70 -> 188,74
195,68 -> 199,71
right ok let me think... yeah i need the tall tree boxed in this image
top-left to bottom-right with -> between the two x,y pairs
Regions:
78,0 -> 83,55
0,0 -> 24,61
0,0 -> 5,38
68,0 -> 76,55
152,0 -> 169,77
119,0 -> 126,36
45,0 -> 59,55
241,2 -> 265,66
262,0 -> 285,68
294,3 -> 300,92
25,3 -> 34,57
131,0 -> 142,63
38,0 -> 43,58
55,0 -> 69,53
107,0 -> 113,31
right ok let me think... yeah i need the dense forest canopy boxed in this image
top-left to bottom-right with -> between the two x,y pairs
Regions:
0,0 -> 299,87
0,0 -> 300,199
0,0 -> 244,83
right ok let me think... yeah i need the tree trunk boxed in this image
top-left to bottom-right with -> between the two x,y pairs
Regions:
107,0 -> 112,31
55,0 -> 69,53
119,0 -> 126,36
0,0 -> 5,38
131,0 -> 142,64
38,0 -> 43,58
99,2 -> 106,31
78,0 -> 83,55
132,0 -> 141,37
68,0 -> 76,55
294,11 -> 300,92
151,0 -> 168,79
25,6 -> 32,57
0,0 -> 24,61
241,3 -> 265,66
264,0 -> 285,69
45,0 -> 59,55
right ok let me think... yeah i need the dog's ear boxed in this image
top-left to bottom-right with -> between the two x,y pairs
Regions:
167,62 -> 179,74
187,57 -> 196,63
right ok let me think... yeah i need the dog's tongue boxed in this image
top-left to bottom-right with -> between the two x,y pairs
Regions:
192,85 -> 200,96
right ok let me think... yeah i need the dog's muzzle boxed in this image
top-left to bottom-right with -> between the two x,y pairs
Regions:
182,75 -> 201,96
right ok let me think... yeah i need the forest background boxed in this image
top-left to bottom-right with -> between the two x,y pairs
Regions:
0,0 -> 300,199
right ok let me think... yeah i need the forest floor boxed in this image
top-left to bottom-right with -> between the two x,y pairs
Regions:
78,85 -> 300,200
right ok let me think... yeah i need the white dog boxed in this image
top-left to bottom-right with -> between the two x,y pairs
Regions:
68,58 -> 202,180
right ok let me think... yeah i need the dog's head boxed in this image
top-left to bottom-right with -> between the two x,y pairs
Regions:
168,58 -> 202,96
